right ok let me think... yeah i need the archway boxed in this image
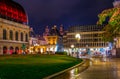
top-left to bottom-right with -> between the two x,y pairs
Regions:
15,47 -> 19,54
9,46 -> 14,54
3,46 -> 7,54
37,48 -> 41,54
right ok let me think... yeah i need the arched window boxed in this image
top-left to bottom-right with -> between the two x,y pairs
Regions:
21,32 -> 23,41
15,31 -> 18,41
9,30 -> 13,40
25,33 -> 28,42
9,46 -> 14,54
15,47 -> 19,54
3,46 -> 7,54
3,29 -> 7,40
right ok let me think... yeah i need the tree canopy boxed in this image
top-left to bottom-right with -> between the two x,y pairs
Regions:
97,8 -> 120,42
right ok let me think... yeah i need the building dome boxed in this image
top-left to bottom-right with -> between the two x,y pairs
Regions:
0,0 -> 28,24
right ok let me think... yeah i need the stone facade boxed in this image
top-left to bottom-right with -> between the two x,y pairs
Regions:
0,18 -> 29,55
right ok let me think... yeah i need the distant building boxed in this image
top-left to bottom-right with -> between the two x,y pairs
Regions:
29,28 -> 47,54
0,0 -> 29,55
63,25 -> 109,55
43,25 -> 64,53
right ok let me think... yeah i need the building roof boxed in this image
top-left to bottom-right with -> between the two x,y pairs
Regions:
30,28 -> 36,37
49,26 -> 61,36
68,25 -> 105,32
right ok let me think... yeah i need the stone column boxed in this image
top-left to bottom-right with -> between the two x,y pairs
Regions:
0,25 -> 2,40
7,29 -> 9,40
7,48 -> 10,55
23,32 -> 25,42
13,31 -> 15,41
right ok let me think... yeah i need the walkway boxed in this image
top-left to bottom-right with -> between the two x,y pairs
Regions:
51,58 -> 120,79
76,58 -> 120,79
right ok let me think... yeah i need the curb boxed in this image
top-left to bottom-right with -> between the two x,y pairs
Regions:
43,59 -> 86,79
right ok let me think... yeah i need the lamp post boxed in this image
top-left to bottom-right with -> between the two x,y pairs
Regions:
86,44 -> 88,54
71,44 -> 74,56
75,33 -> 81,58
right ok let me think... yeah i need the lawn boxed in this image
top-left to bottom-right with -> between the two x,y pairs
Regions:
0,55 -> 82,79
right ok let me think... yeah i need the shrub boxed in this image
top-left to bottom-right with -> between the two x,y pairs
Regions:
55,51 -> 67,55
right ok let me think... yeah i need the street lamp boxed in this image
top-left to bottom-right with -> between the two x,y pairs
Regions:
71,44 -> 74,48
75,33 -> 81,43
75,33 -> 81,58
86,44 -> 89,54
71,44 -> 74,56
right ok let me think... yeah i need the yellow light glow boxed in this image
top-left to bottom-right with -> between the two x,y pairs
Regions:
71,45 -> 74,48
75,33 -> 81,40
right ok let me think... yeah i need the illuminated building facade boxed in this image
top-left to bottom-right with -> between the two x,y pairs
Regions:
44,36 -> 58,53
29,36 -> 47,54
0,0 -> 29,55
43,25 -> 64,53
29,28 -> 47,54
63,25 -> 109,55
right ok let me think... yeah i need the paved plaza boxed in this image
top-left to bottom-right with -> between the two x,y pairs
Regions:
76,58 -> 120,79
51,58 -> 120,79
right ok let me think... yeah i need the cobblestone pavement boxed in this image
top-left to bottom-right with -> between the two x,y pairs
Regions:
51,58 -> 120,79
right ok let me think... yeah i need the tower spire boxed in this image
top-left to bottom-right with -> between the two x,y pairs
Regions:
43,26 -> 50,36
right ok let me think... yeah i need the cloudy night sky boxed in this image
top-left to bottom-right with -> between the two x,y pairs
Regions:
15,0 -> 114,34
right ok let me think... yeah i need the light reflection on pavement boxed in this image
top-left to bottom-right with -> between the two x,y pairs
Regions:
51,59 -> 90,79
51,58 -> 120,79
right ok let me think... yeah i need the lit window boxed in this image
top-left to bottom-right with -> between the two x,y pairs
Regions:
25,33 -> 28,42
9,30 -> 13,40
3,29 -> 7,40
21,32 -> 23,41
15,31 -> 18,41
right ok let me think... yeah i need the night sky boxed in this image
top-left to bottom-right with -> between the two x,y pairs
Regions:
15,0 -> 114,35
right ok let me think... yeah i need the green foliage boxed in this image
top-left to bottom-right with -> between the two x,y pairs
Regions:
97,8 -> 120,42
22,44 -> 26,50
55,51 -> 67,55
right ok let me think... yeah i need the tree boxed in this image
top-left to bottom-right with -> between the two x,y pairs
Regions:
97,8 -> 120,45
22,44 -> 26,50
